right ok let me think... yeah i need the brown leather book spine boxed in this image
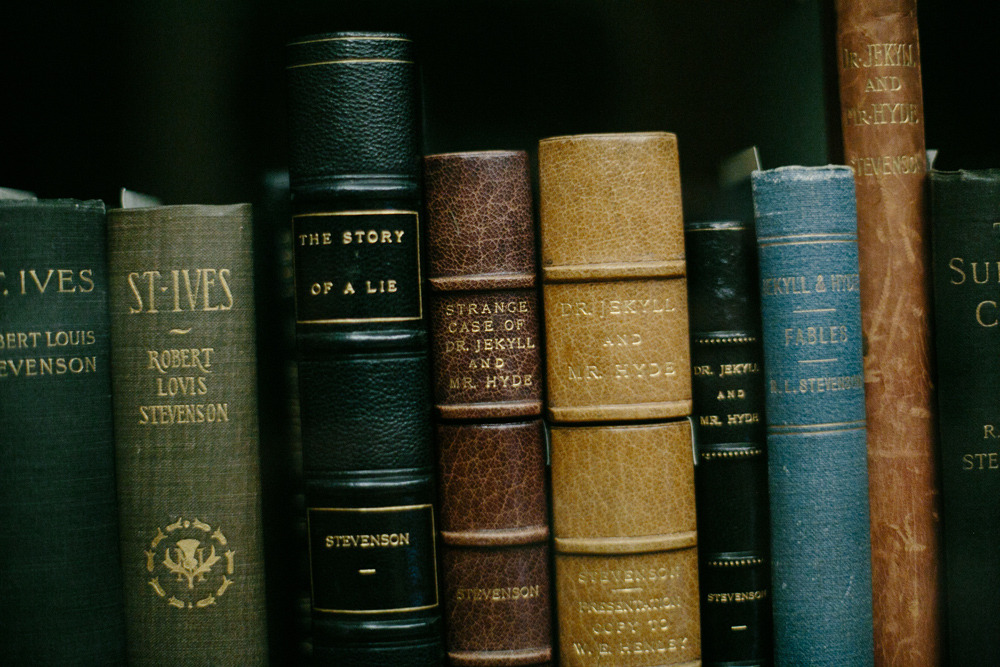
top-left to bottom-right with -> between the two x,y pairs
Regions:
425,150 -> 552,665
539,133 -> 700,667
835,3 -> 942,664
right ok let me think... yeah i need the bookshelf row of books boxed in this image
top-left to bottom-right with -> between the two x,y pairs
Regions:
2,6 -> 998,667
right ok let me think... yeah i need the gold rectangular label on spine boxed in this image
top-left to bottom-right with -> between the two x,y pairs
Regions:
293,210 -> 423,325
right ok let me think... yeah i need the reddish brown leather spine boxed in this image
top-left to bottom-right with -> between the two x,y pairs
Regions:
425,150 -> 543,420
425,150 -> 552,666
835,3 -> 942,664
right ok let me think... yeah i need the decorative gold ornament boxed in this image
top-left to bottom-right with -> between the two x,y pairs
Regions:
145,517 -> 237,609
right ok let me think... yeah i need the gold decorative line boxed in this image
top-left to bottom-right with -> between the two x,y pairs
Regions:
287,59 -> 412,69
758,240 -> 856,247
293,210 -> 419,217
700,449 -> 763,460
309,504 -> 432,513
687,226 -> 746,232
314,603 -> 439,615
298,316 -> 422,325
611,588 -> 643,594
169,328 -> 192,335
288,36 -> 411,46
359,569 -> 376,575
757,233 -> 855,241
797,358 -> 838,364
732,625 -> 749,631
769,420 -> 866,431
693,336 -> 758,344
793,308 -> 835,313
707,558 -> 765,567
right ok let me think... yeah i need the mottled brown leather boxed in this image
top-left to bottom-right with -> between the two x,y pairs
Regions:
436,420 -> 552,664
550,421 -> 696,545
443,545 -> 552,665
555,551 -> 701,667
550,421 -> 699,667
835,3 -> 941,664
437,421 -> 549,539
538,133 -> 691,421
538,133 -> 685,273
425,150 -> 543,419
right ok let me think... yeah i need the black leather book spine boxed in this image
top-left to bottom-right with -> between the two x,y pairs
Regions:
929,169 -> 1000,666
0,199 -> 127,665
286,32 -> 442,665
685,220 -> 772,666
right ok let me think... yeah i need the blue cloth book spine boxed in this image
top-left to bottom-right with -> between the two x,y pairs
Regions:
752,165 -> 874,667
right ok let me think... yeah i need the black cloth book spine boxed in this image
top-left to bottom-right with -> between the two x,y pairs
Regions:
685,219 -> 772,667
286,32 -> 442,665
929,168 -> 1000,666
0,199 -> 127,665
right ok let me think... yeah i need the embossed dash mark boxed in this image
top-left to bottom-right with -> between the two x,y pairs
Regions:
169,328 -> 192,335
359,569 -> 376,575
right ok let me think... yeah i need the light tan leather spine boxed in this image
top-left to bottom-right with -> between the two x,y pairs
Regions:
539,133 -> 692,422
540,133 -> 700,667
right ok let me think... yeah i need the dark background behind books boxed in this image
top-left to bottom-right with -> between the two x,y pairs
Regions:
1,1 -> 994,217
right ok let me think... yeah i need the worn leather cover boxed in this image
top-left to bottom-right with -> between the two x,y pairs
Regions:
425,150 -> 543,419
425,150 -> 552,665
286,31 -> 442,663
0,200 -> 127,665
107,205 -> 267,665
540,132 -> 699,667
929,170 -> 1000,666
752,167 -> 874,666
685,220 -> 772,667
286,32 -> 419,196
550,422 -> 701,667
437,421 -> 552,666
834,3 -> 941,664
538,132 -> 691,422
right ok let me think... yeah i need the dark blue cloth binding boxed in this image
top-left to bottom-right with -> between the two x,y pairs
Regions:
752,165 -> 874,667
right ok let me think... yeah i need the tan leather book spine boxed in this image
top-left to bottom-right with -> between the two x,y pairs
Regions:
539,132 -> 700,667
425,150 -> 552,665
835,3 -> 941,664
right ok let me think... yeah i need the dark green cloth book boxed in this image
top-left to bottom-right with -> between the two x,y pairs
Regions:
107,204 -> 268,665
0,198 -> 127,665
929,168 -> 1000,666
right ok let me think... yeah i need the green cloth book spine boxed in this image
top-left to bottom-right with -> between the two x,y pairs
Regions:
0,199 -> 127,665
107,204 -> 268,665
929,168 -> 1000,666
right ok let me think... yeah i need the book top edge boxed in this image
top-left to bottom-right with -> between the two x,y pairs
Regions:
424,149 -> 526,161
929,168 -> 1000,181
0,198 -> 104,210
107,202 -> 250,215
540,131 -> 676,145
752,165 -> 853,182
684,219 -> 745,232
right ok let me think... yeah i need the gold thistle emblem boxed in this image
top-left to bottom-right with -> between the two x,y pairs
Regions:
145,517 -> 236,609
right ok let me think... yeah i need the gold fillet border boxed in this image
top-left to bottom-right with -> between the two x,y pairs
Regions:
287,59 -> 413,69
307,504 -> 439,615
293,210 -> 423,324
